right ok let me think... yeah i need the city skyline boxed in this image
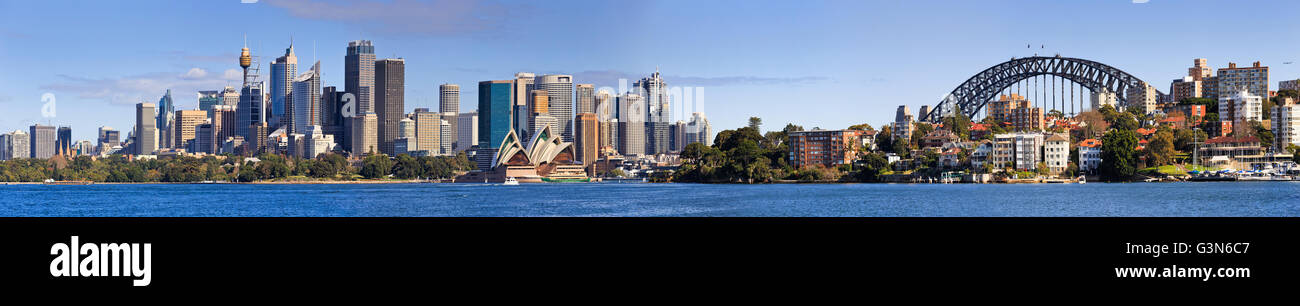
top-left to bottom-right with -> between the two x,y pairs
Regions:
7,0 -> 1300,143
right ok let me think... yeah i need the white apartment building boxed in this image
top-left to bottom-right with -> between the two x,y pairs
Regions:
992,132 -> 1045,171
1044,133 -> 1069,174
1220,88 -> 1262,125
1078,139 -> 1102,174
1273,97 -> 1300,150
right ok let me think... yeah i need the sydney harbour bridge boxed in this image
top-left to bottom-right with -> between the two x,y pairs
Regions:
922,56 -> 1166,123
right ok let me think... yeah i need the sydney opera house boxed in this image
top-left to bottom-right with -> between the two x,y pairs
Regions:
456,125 -> 590,183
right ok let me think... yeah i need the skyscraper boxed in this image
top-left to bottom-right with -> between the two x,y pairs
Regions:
513,73 -> 535,139
636,71 -> 670,154
56,126 -> 72,156
351,112 -> 378,155
290,61 -> 321,135
175,110 -> 207,152
29,125 -> 56,159
575,113 -> 598,167
439,84 -> 459,155
414,108 -> 440,155
219,86 -> 240,107
374,58 -> 405,155
236,43 -> 266,154
321,86 -> 347,152
136,102 -> 158,155
576,84 -> 596,115
1,130 -> 29,160
478,80 -> 514,169
617,93 -> 646,156
212,105 -> 238,153
156,89 -> 175,149
97,126 -> 120,154
535,74 -> 574,142
198,90 -> 221,111
457,111 -> 478,153
270,41 -> 298,129
345,40 -> 376,114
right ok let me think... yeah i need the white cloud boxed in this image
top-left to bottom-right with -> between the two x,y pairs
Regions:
42,68 -> 243,107
264,0 -> 517,36
180,68 -> 208,80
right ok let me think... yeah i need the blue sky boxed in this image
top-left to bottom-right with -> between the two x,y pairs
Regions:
3,0 -> 1300,142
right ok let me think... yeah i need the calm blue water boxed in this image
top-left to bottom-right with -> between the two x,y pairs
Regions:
2,182 -> 1299,217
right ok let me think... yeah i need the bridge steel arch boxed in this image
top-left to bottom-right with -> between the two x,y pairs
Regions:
924,56 -> 1164,123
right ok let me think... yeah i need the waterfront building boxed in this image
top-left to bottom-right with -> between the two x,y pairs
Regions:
375,58 -> 405,156
1044,133 -> 1069,175
269,42 -> 298,128
970,140 -> 993,170
575,113 -> 599,166
1198,136 -> 1264,169
345,40 -> 376,114
414,108 -> 440,156
992,133 -> 1043,171
637,71 -> 670,154
455,125 -> 587,183
1078,138 -> 1102,174
136,102 -> 158,155
351,112 -> 378,156
457,111 -> 478,153
289,61 -> 321,135
439,84 -> 460,155
1272,97 -> 1300,150
1215,61 -> 1268,103
478,80 -> 514,169
174,110 -> 208,152
513,73 -> 535,140
787,129 -> 865,168
918,105 -> 932,122
600,119 -> 618,154
1219,88 -> 1262,126
617,93 -> 646,156
536,74 -> 574,142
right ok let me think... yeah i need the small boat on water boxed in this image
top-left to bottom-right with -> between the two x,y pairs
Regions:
502,177 -> 520,185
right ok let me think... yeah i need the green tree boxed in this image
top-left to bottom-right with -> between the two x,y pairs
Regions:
360,154 -> 393,179
1100,129 -> 1139,181
748,117 -> 763,132
392,154 -> 421,179
1144,129 -> 1176,166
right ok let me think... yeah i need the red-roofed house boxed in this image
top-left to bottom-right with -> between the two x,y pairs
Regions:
1078,138 -> 1102,174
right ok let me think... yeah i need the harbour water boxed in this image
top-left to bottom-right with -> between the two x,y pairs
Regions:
2,181 -> 1299,217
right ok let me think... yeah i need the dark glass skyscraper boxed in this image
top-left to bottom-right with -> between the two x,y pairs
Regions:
477,80 -> 513,169
374,58 -> 405,155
